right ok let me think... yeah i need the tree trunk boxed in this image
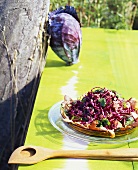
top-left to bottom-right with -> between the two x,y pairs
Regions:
0,0 -> 50,169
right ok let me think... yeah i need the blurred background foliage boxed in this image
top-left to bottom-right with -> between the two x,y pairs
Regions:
49,0 -> 138,30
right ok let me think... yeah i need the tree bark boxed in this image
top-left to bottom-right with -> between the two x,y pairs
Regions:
0,0 -> 50,169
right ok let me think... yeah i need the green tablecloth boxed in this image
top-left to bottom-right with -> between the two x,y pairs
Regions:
19,28 -> 138,170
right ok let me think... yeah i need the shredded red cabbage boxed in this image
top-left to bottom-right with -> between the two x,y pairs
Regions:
64,87 -> 138,130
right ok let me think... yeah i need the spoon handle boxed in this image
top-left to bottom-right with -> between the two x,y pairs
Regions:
52,148 -> 138,159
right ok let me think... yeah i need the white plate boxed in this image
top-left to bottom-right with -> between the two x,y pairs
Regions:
48,101 -> 138,144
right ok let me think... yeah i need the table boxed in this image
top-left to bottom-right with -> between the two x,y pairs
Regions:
19,28 -> 138,170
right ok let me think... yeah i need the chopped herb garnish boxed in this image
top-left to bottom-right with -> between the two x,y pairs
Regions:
102,118 -> 110,126
125,117 -> 134,125
98,98 -> 106,107
93,88 -> 104,93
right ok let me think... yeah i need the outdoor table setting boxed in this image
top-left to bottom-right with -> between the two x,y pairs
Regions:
15,28 -> 138,170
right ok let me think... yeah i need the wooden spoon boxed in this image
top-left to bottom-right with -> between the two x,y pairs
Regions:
8,145 -> 138,165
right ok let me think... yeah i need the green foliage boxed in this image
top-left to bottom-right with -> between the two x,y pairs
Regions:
50,0 -> 138,29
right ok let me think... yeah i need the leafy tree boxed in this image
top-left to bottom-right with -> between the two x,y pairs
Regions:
50,0 -> 138,29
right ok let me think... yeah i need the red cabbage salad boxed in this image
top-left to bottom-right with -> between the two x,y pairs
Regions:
61,87 -> 138,136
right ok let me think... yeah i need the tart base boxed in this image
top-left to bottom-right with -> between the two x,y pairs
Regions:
67,122 -> 136,138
